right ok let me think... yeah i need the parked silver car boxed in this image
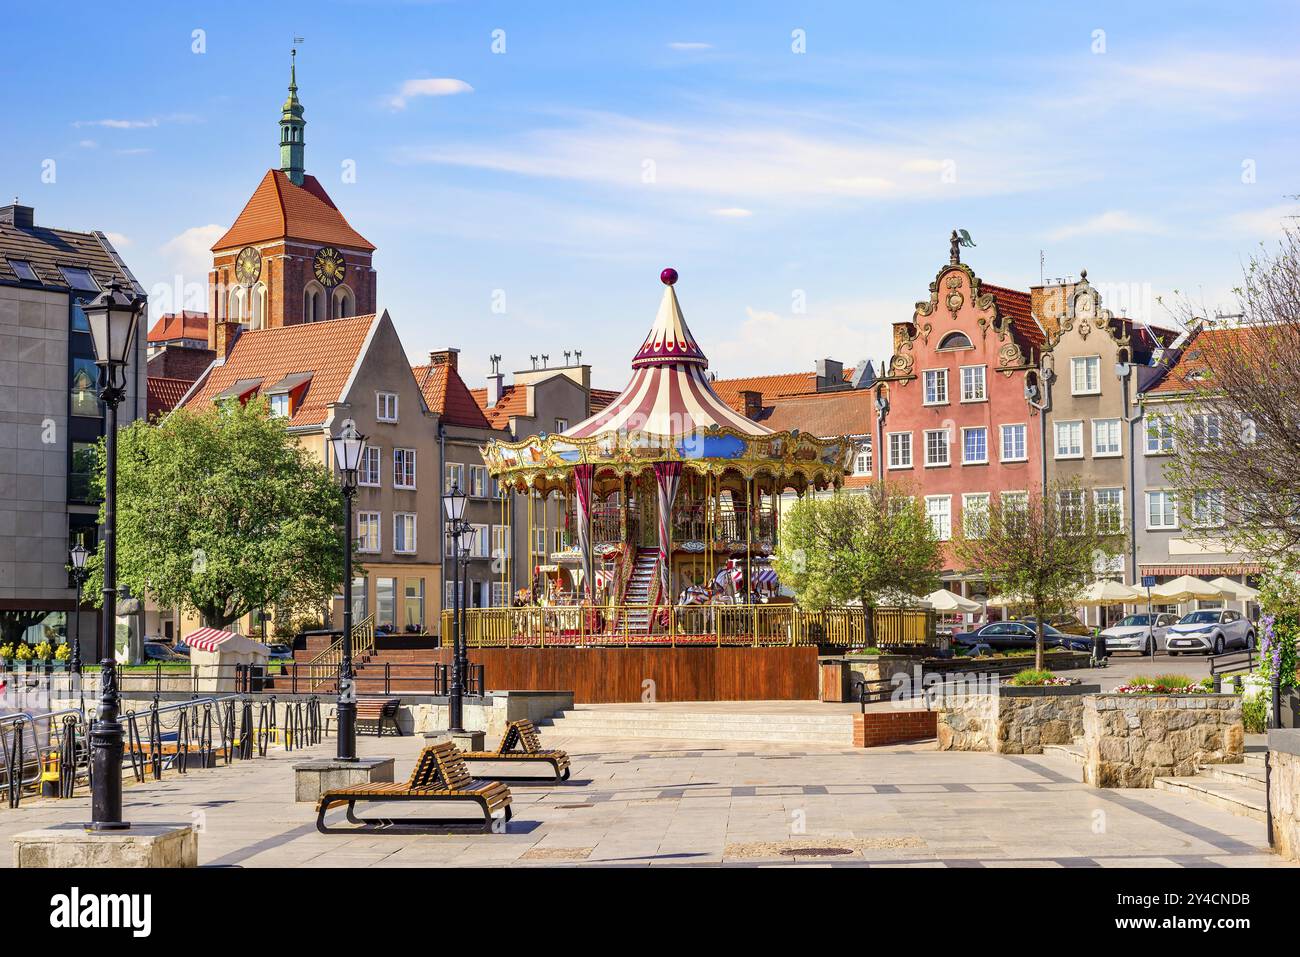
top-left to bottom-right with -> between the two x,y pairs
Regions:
1165,609 -> 1255,656
1102,613 -> 1180,656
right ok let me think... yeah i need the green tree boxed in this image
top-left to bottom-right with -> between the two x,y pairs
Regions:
83,398 -> 347,629
952,482 -> 1127,670
774,483 -> 942,646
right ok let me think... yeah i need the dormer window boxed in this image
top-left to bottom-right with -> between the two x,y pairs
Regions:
269,393 -> 291,417
8,259 -> 38,282
58,266 -> 99,292
938,331 -> 973,351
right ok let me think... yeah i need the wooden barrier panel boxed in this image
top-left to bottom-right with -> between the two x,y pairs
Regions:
430,646 -> 821,703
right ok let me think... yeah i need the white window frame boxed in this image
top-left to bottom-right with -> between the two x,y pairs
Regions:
1191,489 -> 1225,529
1054,420 -> 1084,459
925,495 -> 952,541
356,511 -> 382,553
1191,412 -> 1223,448
268,393 -> 291,418
393,448 -> 417,489
472,523 -> 491,558
1094,487 -> 1123,533
1145,414 -> 1175,455
922,369 -> 948,406
853,439 -> 872,476
961,426 -> 988,465
923,428 -> 950,468
1058,489 -> 1087,535
393,512 -> 417,554
959,365 -> 987,403
467,464 -> 488,498
887,432 -> 912,469
1071,355 -> 1101,395
1146,490 -> 1179,530
962,492 -> 990,538
376,391 -> 399,423
1092,417 -> 1122,458
555,418 -> 569,433
491,524 -> 512,560
999,423 -> 1027,462
358,446 -> 381,487
444,461 -> 465,493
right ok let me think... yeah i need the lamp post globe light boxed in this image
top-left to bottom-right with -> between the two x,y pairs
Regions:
329,420 -> 367,762
442,483 -> 469,734
68,544 -> 88,676
82,280 -> 144,831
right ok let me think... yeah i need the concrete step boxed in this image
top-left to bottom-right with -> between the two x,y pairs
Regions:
1041,743 -> 1085,766
539,708 -> 856,745
1153,773 -> 1267,822
1206,761 -> 1267,787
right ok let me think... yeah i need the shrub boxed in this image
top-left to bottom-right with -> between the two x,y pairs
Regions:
1243,696 -> 1267,734
1008,668 -> 1076,687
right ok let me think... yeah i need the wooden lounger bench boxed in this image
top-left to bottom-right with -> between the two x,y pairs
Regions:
315,742 -> 512,834
355,697 -> 402,737
460,719 -> 571,781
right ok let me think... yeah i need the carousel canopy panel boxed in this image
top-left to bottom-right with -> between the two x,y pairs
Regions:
483,269 -> 856,492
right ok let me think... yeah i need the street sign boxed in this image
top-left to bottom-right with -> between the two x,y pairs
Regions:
1141,575 -> 1156,588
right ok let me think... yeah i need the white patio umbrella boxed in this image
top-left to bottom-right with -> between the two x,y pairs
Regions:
1149,575 -> 1232,602
1208,577 -> 1260,601
921,589 -> 983,614
1075,579 -> 1145,606
985,591 -> 1033,609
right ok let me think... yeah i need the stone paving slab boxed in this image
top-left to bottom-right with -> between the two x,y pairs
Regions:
0,728 -> 1290,868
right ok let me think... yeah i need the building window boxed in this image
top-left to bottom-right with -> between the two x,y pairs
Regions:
492,524 -> 511,560
1092,418 -> 1122,457
491,582 -> 508,607
1094,487 -> 1123,533
923,369 -> 948,405
939,331 -> 973,351
474,523 -> 492,558
1071,356 -> 1101,395
1191,489 -> 1225,528
404,578 -> 425,632
1002,491 -> 1029,530
961,427 -> 988,465
555,418 -> 569,433
1058,489 -> 1086,534
962,492 -> 990,538
332,285 -> 355,320
269,393 -> 291,418
960,365 -> 986,402
925,495 -> 951,540
1000,423 -> 1027,462
58,266 -> 99,292
356,511 -> 381,552
1054,420 -> 1084,458
393,448 -> 416,489
468,465 -> 488,497
359,446 -> 381,486
375,577 -> 397,631
1145,415 -> 1174,454
1146,490 -> 1178,529
8,259 -> 38,282
394,512 -> 417,553
888,432 -> 912,469
1191,412 -> 1223,448
853,439 -> 872,476
351,576 -> 368,621
376,392 -> 399,423
69,442 -> 97,501
303,282 -> 324,323
444,579 -> 464,612
444,461 -> 465,492
70,357 -> 100,417
532,527 -> 546,558
924,428 -> 950,467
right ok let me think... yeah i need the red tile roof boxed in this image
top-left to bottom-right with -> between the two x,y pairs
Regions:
212,170 -> 375,252
590,388 -> 620,412
147,376 -> 193,418
146,311 -> 209,344
710,371 -> 820,408
414,363 -> 494,430
752,388 -> 876,438
1145,326 -> 1254,395
182,314 -> 377,427
982,282 -> 1044,351
468,383 -> 622,430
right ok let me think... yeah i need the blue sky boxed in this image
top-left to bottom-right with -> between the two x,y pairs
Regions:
4,0 -> 1298,389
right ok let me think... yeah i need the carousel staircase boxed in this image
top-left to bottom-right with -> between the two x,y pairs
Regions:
620,547 -> 659,634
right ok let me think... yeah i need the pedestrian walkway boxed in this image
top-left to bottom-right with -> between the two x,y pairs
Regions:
0,727 -> 1287,867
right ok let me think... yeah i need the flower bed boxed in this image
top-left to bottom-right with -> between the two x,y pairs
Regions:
1007,669 -> 1080,688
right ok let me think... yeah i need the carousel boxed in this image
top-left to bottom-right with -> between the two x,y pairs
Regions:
480,268 -> 856,641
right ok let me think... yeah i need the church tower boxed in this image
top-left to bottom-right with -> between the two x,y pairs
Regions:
207,51 -> 376,347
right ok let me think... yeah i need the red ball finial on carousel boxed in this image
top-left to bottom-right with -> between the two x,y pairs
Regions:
660,267 -> 678,286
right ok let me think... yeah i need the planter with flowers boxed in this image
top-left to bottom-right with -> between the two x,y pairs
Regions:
12,642 -> 33,673
937,669 -> 1099,754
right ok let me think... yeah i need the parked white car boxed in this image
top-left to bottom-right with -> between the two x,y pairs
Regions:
1102,613 -> 1180,656
1165,609 -> 1255,656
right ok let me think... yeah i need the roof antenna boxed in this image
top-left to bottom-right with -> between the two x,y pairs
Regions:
574,350 -> 582,364
563,350 -> 572,365
489,354 -> 501,374
530,354 -> 538,370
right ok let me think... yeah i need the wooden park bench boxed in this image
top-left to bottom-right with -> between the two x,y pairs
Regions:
315,742 -> 512,834
355,697 -> 402,737
460,718 -> 571,782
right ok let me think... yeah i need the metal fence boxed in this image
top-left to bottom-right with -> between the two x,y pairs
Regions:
442,603 -> 934,649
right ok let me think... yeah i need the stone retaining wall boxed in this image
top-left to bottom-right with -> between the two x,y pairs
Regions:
936,685 -> 1097,754
1269,730 -> 1300,861
1083,694 -> 1243,788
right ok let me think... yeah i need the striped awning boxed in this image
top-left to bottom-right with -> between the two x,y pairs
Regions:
185,627 -> 243,652
1140,563 -> 1263,578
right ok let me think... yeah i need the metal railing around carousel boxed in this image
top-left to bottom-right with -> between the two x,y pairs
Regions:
441,604 -> 934,648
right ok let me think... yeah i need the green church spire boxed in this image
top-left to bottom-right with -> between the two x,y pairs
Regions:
279,47 -> 306,185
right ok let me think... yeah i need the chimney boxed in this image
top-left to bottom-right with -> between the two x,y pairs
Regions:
1030,280 -> 1076,339
213,320 -> 242,359
0,202 -> 34,229
429,348 -> 459,370
486,372 -> 504,407
739,389 -> 763,421
815,358 -> 843,392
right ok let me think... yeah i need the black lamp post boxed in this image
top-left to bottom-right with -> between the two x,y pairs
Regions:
442,483 -> 469,733
68,544 -> 88,676
83,280 -> 143,831
329,421 -> 367,762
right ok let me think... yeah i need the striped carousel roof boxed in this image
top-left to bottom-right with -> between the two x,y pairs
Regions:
563,271 -> 772,439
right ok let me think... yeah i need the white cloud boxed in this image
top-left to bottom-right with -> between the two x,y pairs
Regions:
73,118 -> 159,129
1224,204 -> 1300,240
77,139 -> 97,149
160,224 -> 224,283
385,78 -> 473,110
707,299 -> 907,375
711,207 -> 752,218
104,232 -> 131,248
668,42 -> 712,51
1045,211 -> 1163,242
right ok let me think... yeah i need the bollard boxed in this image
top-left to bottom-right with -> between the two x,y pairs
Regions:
1273,669 -> 1283,730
